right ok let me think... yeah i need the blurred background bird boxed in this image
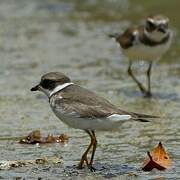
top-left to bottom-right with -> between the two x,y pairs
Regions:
109,14 -> 173,97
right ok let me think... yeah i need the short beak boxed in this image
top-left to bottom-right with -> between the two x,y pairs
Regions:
158,25 -> 166,33
158,28 -> 166,33
31,84 -> 40,91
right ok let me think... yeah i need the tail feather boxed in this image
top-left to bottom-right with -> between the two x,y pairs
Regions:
132,112 -> 160,119
132,118 -> 150,122
132,112 -> 160,122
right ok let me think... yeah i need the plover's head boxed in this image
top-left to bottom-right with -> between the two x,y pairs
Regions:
145,15 -> 169,40
31,72 -> 71,97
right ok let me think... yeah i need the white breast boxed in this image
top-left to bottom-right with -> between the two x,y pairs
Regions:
123,40 -> 171,61
123,32 -> 172,62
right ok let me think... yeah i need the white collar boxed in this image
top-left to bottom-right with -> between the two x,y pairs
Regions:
50,82 -> 74,97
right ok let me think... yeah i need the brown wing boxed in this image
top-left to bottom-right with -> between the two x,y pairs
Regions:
116,29 -> 135,49
54,85 -> 158,122
114,26 -> 139,49
55,85 -> 120,118
110,25 -> 145,49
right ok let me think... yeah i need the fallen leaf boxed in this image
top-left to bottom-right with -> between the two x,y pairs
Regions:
58,134 -> 69,143
19,130 -> 69,144
142,142 -> 172,171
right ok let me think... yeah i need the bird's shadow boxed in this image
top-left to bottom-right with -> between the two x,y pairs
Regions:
64,163 -> 136,178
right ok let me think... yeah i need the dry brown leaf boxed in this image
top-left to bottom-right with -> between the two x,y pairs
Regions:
19,130 -> 69,144
142,142 -> 172,171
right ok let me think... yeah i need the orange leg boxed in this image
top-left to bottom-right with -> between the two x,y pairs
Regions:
78,130 -> 94,169
78,130 -> 97,171
89,130 -> 97,171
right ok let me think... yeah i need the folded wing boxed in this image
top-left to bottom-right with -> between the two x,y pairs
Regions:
58,85 -> 159,122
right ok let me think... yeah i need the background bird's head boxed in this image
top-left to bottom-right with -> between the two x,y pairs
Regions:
145,14 -> 169,41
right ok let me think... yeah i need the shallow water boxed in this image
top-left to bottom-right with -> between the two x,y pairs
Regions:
0,0 -> 179,179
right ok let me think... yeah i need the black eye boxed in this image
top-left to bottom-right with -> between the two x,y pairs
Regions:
40,79 -> 54,89
147,21 -> 156,31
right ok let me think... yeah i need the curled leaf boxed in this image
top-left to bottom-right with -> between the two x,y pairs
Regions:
142,142 -> 172,171
19,130 -> 69,144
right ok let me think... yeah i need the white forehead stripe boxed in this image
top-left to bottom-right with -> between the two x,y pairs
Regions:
147,18 -> 154,23
50,82 -> 74,97
107,114 -> 131,122
156,20 -> 168,25
148,18 -> 168,25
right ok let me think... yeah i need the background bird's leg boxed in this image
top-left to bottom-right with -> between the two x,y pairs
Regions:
145,61 -> 152,97
128,61 -> 147,94
89,130 -> 97,171
78,130 -> 93,169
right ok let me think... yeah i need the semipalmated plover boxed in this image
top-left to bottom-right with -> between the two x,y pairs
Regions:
109,14 -> 172,97
31,72 -> 158,171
